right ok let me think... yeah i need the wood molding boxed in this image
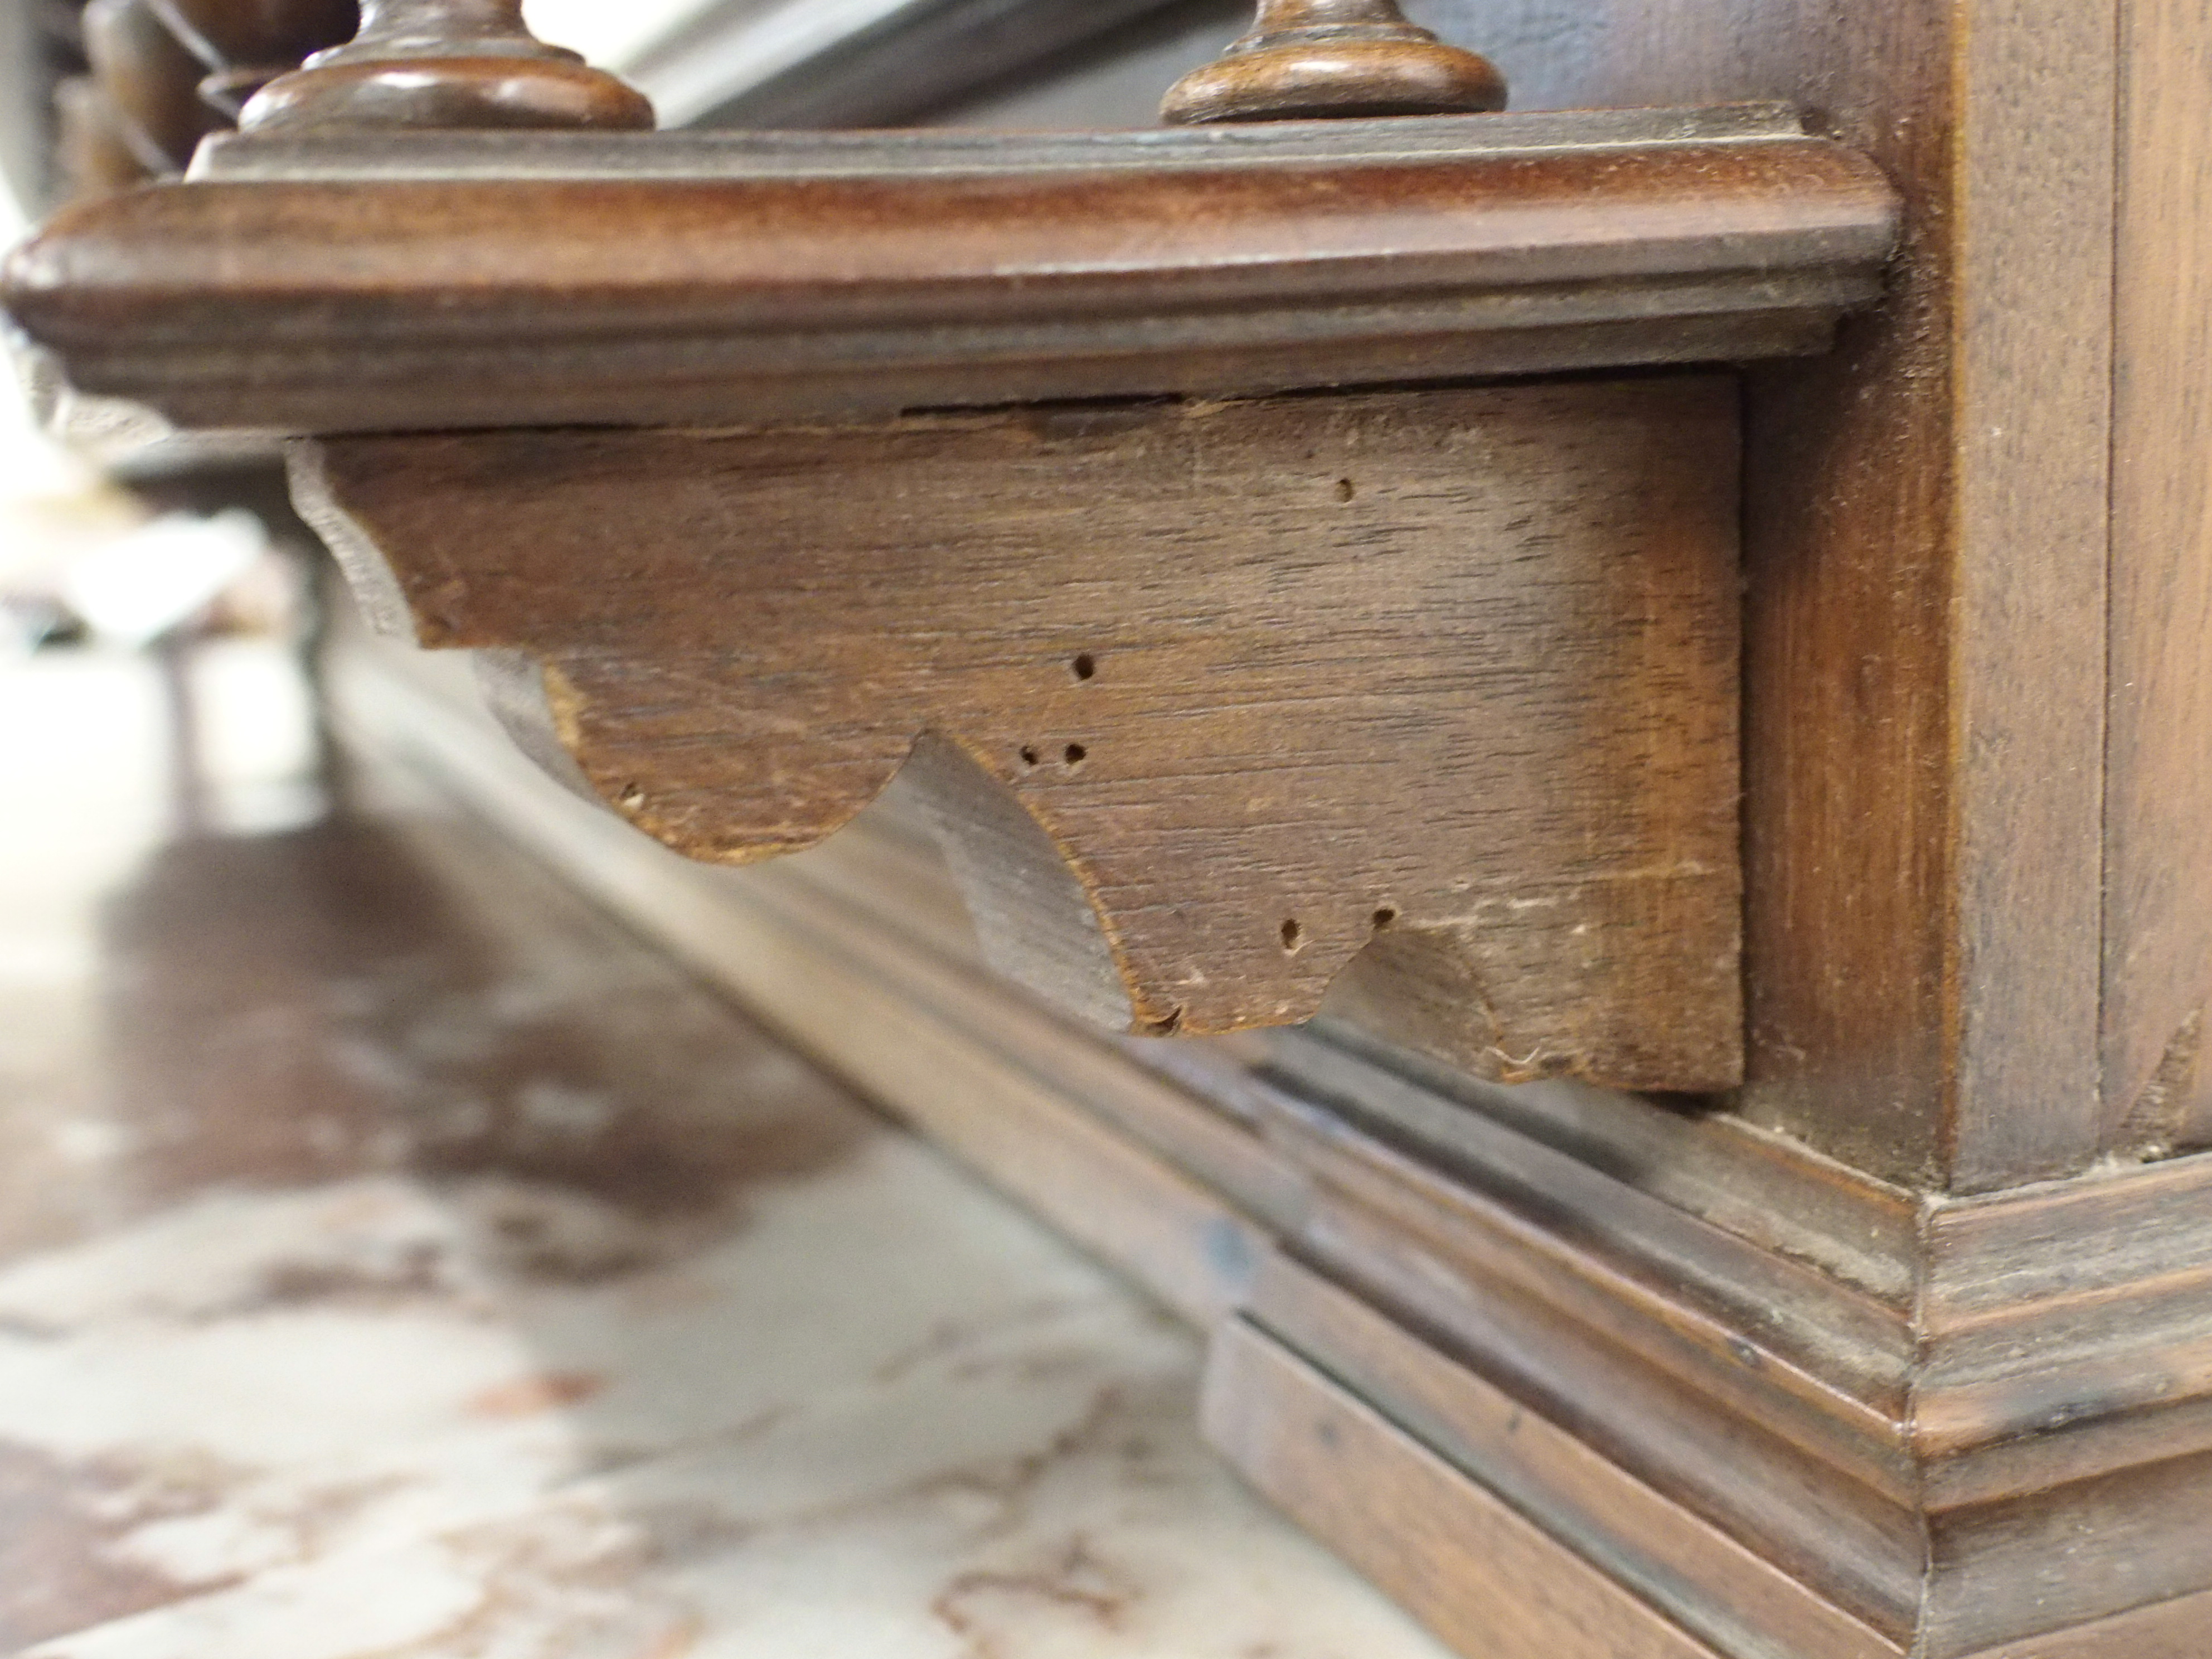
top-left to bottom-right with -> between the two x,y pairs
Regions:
2,105 -> 1899,434
333,637 -> 2212,1659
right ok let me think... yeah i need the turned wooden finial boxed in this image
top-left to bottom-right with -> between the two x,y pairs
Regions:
1161,0 -> 1506,124
148,1 -> 361,120
237,0 -> 655,133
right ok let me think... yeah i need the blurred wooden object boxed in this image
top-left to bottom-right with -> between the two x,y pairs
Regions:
238,0 -> 653,133
148,0 -> 358,117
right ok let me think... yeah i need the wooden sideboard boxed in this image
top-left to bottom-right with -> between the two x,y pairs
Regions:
6,2 -> 2210,1656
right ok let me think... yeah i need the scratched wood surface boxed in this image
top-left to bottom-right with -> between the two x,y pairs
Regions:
865,0 -> 2131,1191
301,379 -> 1744,1091
1414,0 -> 2120,1190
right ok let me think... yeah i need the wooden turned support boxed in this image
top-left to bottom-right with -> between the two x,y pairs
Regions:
239,0 -> 654,132
1162,0 -> 1506,124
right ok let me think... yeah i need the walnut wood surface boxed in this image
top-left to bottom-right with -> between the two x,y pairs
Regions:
1203,1318 -> 1728,1659
1,107 -> 1896,435
341,634 -> 2212,1659
148,0 -> 357,117
237,0 -> 655,133
299,380 -> 1745,1091
1372,0 -> 2116,1192
1244,1251 -> 1903,1659
2101,0 -> 2212,1157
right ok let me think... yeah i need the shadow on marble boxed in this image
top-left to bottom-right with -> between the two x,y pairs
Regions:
0,644 -> 1452,1659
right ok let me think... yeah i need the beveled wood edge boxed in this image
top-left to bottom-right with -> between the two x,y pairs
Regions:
1201,1316 -> 1731,1659
1241,1252 -> 1906,1659
1283,1021 -> 1921,1303
183,101 -> 1824,178
3,109 -> 1900,435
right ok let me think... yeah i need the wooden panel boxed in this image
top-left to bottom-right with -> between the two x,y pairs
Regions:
1927,1445 -> 2212,1656
1941,0 -> 2117,1188
1400,0 -> 2118,1187
1201,1317 -> 1726,1659
2102,0 -> 2212,1154
1970,1583 -> 2212,1658
303,381 -> 1745,1093
845,0 -> 2121,1193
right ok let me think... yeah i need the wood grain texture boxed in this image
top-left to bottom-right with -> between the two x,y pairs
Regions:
1438,0 -> 2118,1189
2,108 -> 1898,434
1244,1250 -> 1905,1659
1966,1583 -> 2212,1658
2102,0 -> 2212,1157
1253,1060 -> 2212,1654
299,381 -> 1745,1090
1939,0 -> 2117,1191
339,630 -> 2212,1659
1201,1317 -> 1726,1659
908,0 -> 2128,1192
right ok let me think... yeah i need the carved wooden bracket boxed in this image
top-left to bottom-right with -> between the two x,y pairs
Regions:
1,6 -> 1899,1089
296,381 -> 1745,1087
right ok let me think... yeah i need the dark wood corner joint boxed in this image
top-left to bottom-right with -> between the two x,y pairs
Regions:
2,78 -> 1898,1088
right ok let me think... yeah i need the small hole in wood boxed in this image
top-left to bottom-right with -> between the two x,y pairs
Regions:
1142,1007 -> 1185,1036
1064,743 -> 1087,766
1072,653 -> 1097,681
1335,478 -> 1356,503
1019,746 -> 1040,768
1281,918 -> 1303,952
617,783 -> 645,810
1372,906 -> 1399,930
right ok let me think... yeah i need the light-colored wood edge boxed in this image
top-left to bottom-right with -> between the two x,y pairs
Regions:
1201,1316 -> 1728,1659
1248,1250 -> 1906,1659
1964,1581 -> 2212,1658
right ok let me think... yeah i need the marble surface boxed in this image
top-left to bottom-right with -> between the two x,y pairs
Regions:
0,644 -> 1452,1659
